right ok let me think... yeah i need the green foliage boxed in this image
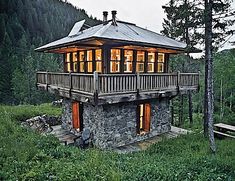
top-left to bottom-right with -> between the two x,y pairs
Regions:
162,0 -> 235,50
0,104 -> 235,180
0,0 -> 99,105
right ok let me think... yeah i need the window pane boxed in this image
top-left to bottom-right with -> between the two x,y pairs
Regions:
110,61 -> 120,73
87,50 -> 92,61
72,52 -> 77,62
148,63 -> 154,72
124,50 -> 133,61
95,49 -> 102,60
66,53 -> 70,63
79,51 -> 85,61
87,61 -> 93,73
136,63 -> 144,72
124,62 -> 133,73
148,52 -> 155,62
158,63 -> 164,72
73,62 -> 78,72
136,51 -> 145,72
96,62 -> 102,73
158,53 -> 165,63
137,51 -> 145,62
124,50 -> 133,73
111,49 -> 121,60
80,62 -> 84,72
66,63 -> 71,72
148,52 -> 155,72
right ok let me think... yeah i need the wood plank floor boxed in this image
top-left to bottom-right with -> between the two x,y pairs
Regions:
50,125 -> 78,145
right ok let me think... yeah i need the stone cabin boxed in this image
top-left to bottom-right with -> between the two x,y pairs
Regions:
36,11 -> 199,149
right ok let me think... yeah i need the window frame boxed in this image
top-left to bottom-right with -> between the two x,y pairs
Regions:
110,48 -> 121,73
136,51 -> 145,73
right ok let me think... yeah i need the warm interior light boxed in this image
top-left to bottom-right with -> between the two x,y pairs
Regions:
124,50 -> 133,73
136,51 -> 145,72
110,49 -> 121,73
158,53 -> 165,72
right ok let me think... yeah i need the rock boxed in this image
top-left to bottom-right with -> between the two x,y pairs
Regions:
52,99 -> 63,107
21,114 -> 61,134
44,115 -> 62,126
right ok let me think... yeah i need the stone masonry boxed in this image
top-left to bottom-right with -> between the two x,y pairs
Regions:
61,98 -> 171,149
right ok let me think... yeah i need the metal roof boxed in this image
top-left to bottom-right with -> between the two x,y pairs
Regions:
35,20 -> 187,52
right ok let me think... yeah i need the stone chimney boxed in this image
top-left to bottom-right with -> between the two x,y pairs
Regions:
103,11 -> 108,25
111,10 -> 117,26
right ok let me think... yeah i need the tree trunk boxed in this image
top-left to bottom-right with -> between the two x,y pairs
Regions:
184,0 -> 193,127
171,100 -> 174,125
179,95 -> 184,126
188,91 -> 193,126
205,0 -> 216,153
229,91 -> 233,111
220,79 -> 223,121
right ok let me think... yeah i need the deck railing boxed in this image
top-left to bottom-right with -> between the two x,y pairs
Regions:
37,71 -> 200,96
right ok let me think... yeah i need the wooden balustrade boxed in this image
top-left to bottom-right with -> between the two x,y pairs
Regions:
99,74 -> 137,94
36,71 -> 200,97
139,73 -> 178,91
179,73 -> 199,87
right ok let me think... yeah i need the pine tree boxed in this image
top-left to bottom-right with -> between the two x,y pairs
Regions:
204,0 -> 216,153
0,14 -> 6,45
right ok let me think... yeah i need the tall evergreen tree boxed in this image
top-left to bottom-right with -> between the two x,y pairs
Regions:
0,0 -> 100,104
204,0 -> 216,153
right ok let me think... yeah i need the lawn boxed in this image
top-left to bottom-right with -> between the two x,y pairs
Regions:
0,104 -> 234,180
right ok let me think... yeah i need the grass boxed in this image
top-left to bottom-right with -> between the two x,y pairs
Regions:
0,104 -> 234,180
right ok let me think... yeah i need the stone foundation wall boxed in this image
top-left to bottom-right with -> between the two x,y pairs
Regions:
61,98 -> 171,149
61,98 -> 72,130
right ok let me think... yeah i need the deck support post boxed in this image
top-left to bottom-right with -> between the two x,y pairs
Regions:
69,72 -> 72,97
93,71 -> 99,104
177,71 -> 180,92
197,71 -> 200,92
136,72 -> 140,95
46,71 -> 49,91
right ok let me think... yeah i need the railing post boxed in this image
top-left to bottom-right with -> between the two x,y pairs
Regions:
46,71 -> 49,91
69,72 -> 72,97
197,71 -> 200,92
36,72 -> 38,90
177,71 -> 180,92
93,71 -> 99,104
136,72 -> 140,95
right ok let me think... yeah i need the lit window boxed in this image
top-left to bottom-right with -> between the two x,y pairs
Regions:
136,51 -> 145,72
65,53 -> 71,72
79,51 -> 85,72
87,50 -> 93,73
110,49 -> 120,73
95,49 -> 102,73
157,53 -> 165,72
147,52 -> 155,73
124,50 -> 133,73
72,52 -> 78,72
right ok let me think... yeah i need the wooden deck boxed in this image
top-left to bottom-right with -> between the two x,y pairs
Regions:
214,123 -> 235,139
37,71 -> 199,105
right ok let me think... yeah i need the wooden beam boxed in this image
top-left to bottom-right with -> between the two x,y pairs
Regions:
144,51 -> 148,73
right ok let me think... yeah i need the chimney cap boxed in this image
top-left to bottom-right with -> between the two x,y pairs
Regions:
111,10 -> 117,15
103,11 -> 108,15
